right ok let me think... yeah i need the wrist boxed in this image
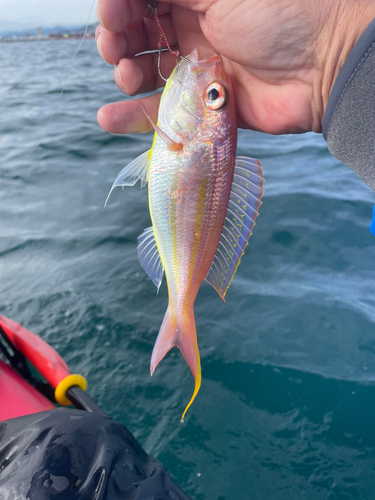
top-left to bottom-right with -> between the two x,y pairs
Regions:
317,1 -> 375,131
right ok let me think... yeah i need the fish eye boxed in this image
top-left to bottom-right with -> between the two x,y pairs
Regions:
204,83 -> 226,110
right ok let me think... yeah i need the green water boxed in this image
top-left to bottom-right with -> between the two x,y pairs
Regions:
1,39 -> 375,499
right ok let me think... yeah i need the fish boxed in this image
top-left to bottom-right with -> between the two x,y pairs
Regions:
107,49 -> 264,419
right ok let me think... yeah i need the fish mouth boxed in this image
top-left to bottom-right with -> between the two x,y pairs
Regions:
183,49 -> 221,67
176,49 -> 221,81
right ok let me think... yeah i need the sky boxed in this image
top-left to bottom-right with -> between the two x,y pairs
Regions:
0,0 -> 98,31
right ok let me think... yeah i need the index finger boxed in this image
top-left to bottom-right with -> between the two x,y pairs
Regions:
97,0 -> 170,33
97,0 -> 211,33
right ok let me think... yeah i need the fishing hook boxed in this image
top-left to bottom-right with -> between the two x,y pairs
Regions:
157,47 -> 168,83
148,0 -> 191,82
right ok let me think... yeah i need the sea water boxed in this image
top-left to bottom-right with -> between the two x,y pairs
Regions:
1,39 -> 375,499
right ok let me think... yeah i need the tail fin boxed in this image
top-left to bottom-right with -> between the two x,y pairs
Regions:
150,305 -> 201,420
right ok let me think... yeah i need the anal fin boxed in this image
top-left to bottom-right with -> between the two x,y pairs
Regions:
137,226 -> 164,293
205,156 -> 264,300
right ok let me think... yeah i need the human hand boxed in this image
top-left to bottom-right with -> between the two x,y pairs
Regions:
96,0 -> 375,135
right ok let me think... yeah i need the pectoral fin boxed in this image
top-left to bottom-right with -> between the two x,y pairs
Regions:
104,150 -> 151,206
141,104 -> 183,152
137,226 -> 164,293
205,156 -> 264,300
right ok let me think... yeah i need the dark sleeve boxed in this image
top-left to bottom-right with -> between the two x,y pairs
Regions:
322,18 -> 375,191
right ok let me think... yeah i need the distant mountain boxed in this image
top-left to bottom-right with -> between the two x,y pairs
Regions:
0,24 -> 98,39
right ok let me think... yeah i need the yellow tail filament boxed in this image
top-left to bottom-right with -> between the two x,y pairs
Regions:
181,363 -> 201,421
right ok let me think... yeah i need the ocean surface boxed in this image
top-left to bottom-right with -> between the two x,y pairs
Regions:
1,39 -> 375,499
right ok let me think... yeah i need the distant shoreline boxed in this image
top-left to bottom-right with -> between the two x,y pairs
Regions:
0,23 -> 98,43
0,34 -> 95,43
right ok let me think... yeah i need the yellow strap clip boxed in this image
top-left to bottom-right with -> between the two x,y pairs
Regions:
54,374 -> 87,406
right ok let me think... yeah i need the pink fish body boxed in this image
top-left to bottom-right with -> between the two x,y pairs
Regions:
108,50 -> 264,419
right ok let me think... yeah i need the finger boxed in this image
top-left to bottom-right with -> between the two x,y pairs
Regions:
96,14 -> 177,66
114,51 -> 177,95
97,0 -> 171,33
97,29 -> 125,65
97,0 -> 148,33
97,93 -> 162,134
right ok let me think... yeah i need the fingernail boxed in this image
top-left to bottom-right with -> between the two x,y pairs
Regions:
95,24 -> 102,41
96,4 -> 104,26
115,65 -> 126,92
97,35 -> 104,59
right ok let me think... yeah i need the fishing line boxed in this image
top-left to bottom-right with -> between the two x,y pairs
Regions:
26,0 -> 97,158
148,1 -> 191,82
72,0 -> 96,61
53,0 -> 97,114
148,1 -> 179,58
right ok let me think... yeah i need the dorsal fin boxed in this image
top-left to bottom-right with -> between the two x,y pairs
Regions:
137,226 -> 164,293
205,156 -> 264,300
105,150 -> 151,206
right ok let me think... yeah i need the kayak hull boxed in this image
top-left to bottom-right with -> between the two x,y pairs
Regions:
0,358 -> 54,421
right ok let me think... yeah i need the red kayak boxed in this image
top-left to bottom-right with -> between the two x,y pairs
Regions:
0,314 -> 88,421
0,314 -> 191,500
